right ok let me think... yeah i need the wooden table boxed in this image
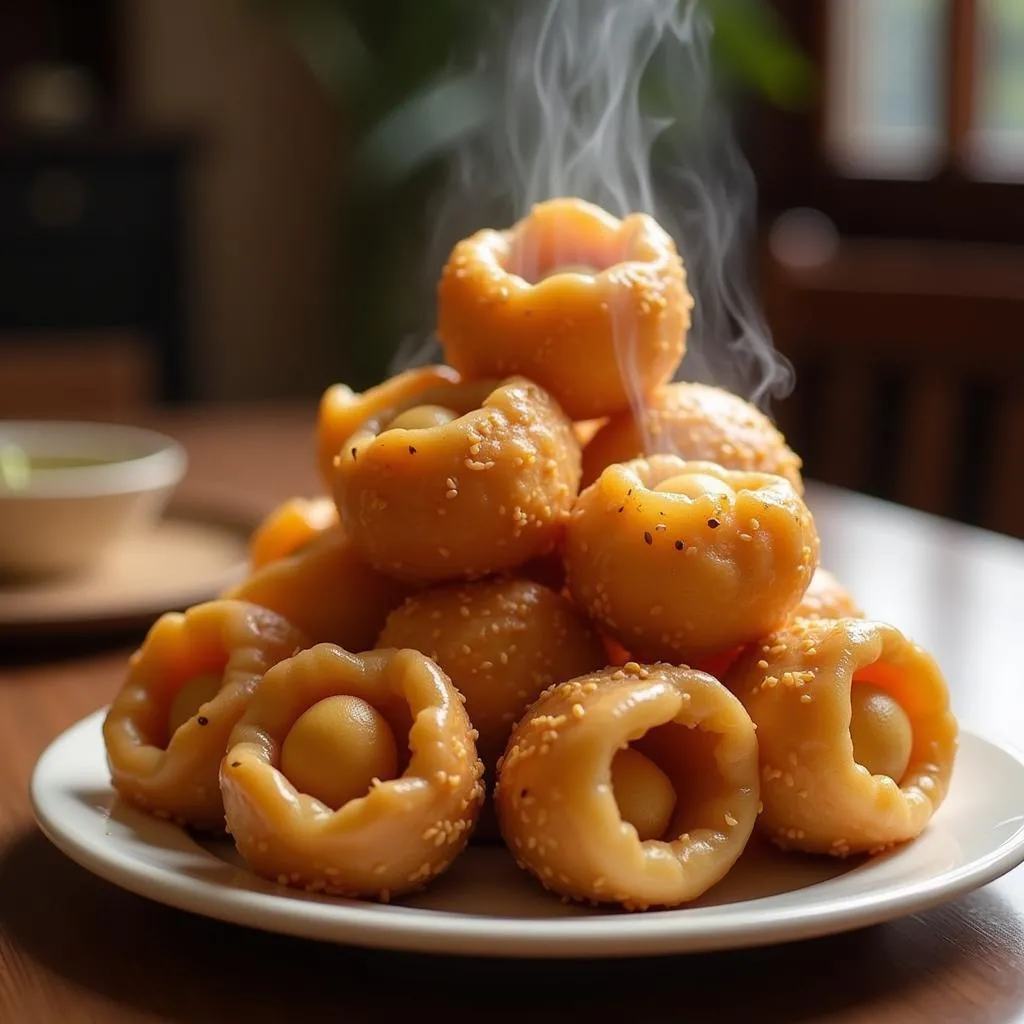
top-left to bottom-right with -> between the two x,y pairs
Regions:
3,405 -> 1024,1023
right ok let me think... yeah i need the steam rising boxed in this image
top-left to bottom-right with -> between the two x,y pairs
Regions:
395,0 -> 792,411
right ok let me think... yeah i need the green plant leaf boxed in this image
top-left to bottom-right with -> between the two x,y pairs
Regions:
355,74 -> 496,188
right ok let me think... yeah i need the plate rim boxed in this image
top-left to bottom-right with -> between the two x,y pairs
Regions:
30,709 -> 1024,958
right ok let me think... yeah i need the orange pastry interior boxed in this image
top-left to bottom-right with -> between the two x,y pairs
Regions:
316,364 -> 460,487
221,644 -> 484,901
249,496 -> 338,570
726,617 -> 958,856
103,600 -> 305,830
438,197 -> 693,420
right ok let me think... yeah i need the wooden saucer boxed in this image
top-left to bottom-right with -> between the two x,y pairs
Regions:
0,505 -> 253,638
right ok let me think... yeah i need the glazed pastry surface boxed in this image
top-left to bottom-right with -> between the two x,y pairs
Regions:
496,663 -> 759,909
581,381 -> 803,492
227,526 -> 408,650
333,377 -> 580,583
221,644 -> 484,900
726,617 -> 958,856
438,198 -> 692,420
564,455 -> 819,663
103,599 -> 305,830
377,578 -> 606,774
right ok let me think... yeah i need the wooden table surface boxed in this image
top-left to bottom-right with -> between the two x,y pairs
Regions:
2,404 -> 1024,1024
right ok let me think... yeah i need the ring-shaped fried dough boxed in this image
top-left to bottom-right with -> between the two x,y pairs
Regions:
581,381 -> 804,492
438,198 -> 693,420
317,365 -> 460,486
496,663 -> 760,910
333,376 -> 581,583
249,496 -> 338,570
791,567 -> 864,621
564,455 -> 819,663
227,527 -> 409,649
103,600 -> 305,830
376,579 -> 607,773
726,618 -> 958,856
220,644 -> 485,901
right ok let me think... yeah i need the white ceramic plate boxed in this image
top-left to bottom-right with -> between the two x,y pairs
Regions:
31,710 -> 1024,959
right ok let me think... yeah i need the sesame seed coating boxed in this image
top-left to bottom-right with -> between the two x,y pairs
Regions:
221,644 -> 483,901
564,455 -> 820,663
495,664 -> 759,909
580,381 -> 803,492
437,198 -> 691,420
333,377 -> 581,584
725,617 -> 958,857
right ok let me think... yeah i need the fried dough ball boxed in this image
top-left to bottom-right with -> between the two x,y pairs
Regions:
280,695 -> 399,811
316,364 -> 460,486
564,455 -> 819,664
726,618 -> 958,857
610,747 -> 676,842
791,567 -> 864,621
220,644 -> 485,901
377,579 -> 606,774
438,198 -> 693,420
496,663 -> 760,910
333,376 -> 581,583
227,527 -> 408,650
580,381 -> 804,492
103,600 -> 305,830
249,497 -> 338,570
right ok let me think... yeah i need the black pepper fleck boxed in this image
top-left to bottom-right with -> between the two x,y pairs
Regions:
351,447 -> 358,460
408,445 -> 417,455
618,505 -> 624,513
675,540 -> 685,551
643,531 -> 653,545
627,489 -> 633,496
230,761 -> 241,768
707,518 -> 720,529
197,716 -> 209,726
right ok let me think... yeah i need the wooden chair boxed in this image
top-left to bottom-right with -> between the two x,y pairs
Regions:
761,236 -> 1024,539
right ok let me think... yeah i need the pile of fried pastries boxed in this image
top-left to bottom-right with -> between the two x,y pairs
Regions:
103,198 -> 958,912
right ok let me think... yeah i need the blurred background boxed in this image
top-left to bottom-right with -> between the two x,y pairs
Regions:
0,0 -> 1022,538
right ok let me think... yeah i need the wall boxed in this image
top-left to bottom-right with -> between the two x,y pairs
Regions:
124,0 -> 339,400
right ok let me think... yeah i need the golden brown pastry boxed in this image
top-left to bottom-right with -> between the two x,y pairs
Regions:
437,198 -> 692,420
103,600 -> 305,830
564,455 -> 819,664
332,376 -> 580,583
220,644 -> 485,901
227,526 -> 408,650
791,567 -> 863,621
317,364 -> 460,487
377,579 -> 606,774
496,663 -> 760,910
726,617 -> 958,856
580,381 -> 804,492
249,496 -> 338,570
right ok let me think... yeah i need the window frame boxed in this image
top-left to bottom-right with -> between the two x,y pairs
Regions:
753,0 -> 1024,243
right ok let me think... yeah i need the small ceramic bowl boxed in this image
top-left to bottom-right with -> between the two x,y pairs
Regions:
0,421 -> 187,577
